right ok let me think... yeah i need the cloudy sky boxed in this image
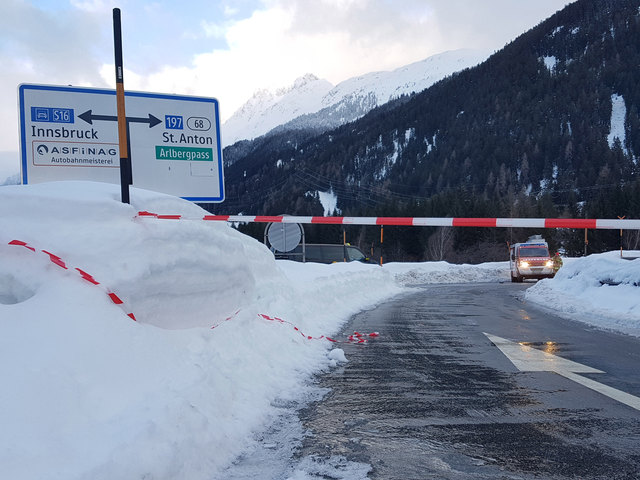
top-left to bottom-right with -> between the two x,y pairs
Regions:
1,0 -> 574,178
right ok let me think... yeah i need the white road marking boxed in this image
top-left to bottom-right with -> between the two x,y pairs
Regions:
484,333 -> 640,412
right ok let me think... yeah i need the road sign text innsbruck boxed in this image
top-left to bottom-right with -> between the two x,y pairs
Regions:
19,84 -> 224,202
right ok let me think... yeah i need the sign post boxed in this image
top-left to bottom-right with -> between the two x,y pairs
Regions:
113,7 -> 130,203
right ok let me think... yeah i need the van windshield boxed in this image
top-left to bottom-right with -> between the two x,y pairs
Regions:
518,246 -> 549,257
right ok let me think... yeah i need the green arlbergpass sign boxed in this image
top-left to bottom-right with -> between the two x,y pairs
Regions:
155,146 -> 213,161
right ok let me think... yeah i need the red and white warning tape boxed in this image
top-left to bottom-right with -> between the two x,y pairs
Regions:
8,242 -> 377,341
7,240 -> 136,321
137,211 -> 640,230
211,310 -> 379,344
258,313 -> 379,344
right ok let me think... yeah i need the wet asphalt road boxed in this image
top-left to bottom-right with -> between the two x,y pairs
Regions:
297,282 -> 640,479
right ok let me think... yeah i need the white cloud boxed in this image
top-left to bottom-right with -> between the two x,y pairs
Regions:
70,0 -> 112,13
0,0 -> 575,172
105,0 -> 455,122
106,0 -> 574,122
0,0 -> 109,162
101,5 -> 306,118
200,20 -> 228,39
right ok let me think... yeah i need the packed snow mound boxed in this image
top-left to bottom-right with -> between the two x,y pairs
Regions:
384,260 -> 509,285
0,181 -> 403,480
525,251 -> 640,336
0,181 -> 281,329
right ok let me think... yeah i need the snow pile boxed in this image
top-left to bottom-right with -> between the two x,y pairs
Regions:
0,181 -> 401,480
385,260 -> 509,285
525,251 -> 640,336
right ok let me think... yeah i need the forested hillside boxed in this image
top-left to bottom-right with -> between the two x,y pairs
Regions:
208,0 -> 640,262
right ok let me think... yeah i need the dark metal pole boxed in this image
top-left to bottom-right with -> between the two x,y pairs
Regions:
113,8 -> 130,203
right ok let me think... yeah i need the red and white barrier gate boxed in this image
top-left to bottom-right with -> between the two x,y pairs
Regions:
138,211 -> 640,230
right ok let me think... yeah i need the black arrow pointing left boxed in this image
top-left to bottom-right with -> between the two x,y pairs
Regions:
79,109 -> 161,128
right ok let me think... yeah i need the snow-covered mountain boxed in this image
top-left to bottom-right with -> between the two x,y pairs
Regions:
222,74 -> 333,147
222,49 -> 490,147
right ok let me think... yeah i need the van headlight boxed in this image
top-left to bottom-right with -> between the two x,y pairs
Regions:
545,260 -> 554,268
519,261 -> 530,268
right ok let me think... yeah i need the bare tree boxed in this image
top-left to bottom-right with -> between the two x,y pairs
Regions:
623,230 -> 640,251
427,227 -> 454,261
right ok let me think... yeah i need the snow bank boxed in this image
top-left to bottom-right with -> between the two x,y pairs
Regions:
384,260 -> 509,285
0,182 -> 401,480
525,251 -> 640,336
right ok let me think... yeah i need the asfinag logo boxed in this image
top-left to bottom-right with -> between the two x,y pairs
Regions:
32,141 -> 119,168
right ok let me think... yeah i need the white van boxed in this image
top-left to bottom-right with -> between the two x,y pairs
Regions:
509,236 -> 555,282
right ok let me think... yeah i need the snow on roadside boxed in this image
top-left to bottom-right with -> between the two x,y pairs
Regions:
384,260 -> 509,285
525,251 -> 640,337
383,255 -> 640,338
0,181 -> 402,480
